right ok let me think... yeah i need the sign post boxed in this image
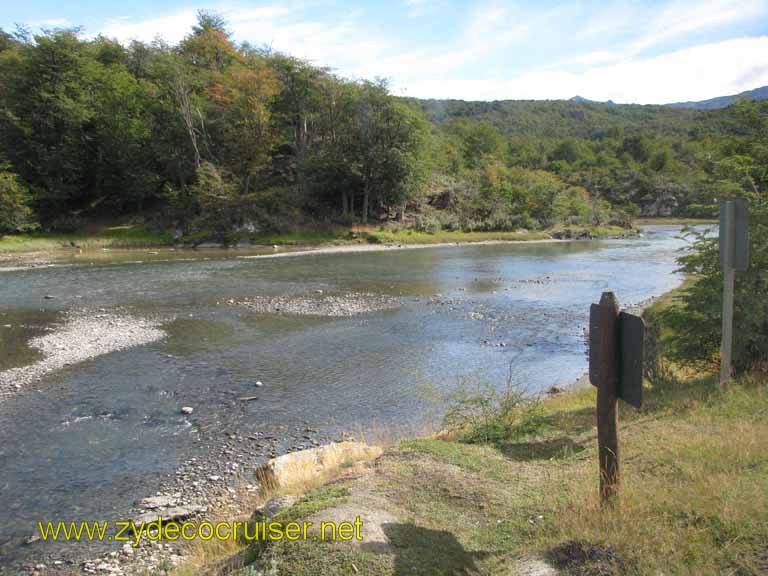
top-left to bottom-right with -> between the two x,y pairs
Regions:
719,198 -> 749,387
589,291 -> 645,506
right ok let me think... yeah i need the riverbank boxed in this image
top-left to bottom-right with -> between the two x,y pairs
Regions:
0,224 -> 639,271
169,288 -> 768,576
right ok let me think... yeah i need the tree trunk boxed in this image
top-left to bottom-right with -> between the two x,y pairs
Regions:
342,191 -> 348,215
399,202 -> 406,222
172,67 -> 201,169
362,187 -> 369,225
244,173 -> 252,196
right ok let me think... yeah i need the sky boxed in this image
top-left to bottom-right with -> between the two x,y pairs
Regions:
3,0 -> 768,104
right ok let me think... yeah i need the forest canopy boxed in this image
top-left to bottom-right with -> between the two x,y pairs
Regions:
0,13 -> 765,240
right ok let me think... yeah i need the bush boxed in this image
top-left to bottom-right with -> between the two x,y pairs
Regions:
0,169 -> 35,232
661,204 -> 768,372
425,372 -> 546,445
414,214 -> 441,234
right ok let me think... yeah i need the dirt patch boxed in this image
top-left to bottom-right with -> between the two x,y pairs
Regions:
307,499 -> 398,553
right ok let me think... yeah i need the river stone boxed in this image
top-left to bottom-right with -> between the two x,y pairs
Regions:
256,441 -> 383,490
254,495 -> 298,519
180,406 -> 194,415
136,495 -> 178,510
134,504 -> 206,525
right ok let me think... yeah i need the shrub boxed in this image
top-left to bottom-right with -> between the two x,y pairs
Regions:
0,169 -> 35,232
662,204 -> 768,372
425,371 -> 546,445
414,214 -> 441,234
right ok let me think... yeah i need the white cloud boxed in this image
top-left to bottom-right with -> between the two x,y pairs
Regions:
99,9 -> 200,44
395,36 -> 768,104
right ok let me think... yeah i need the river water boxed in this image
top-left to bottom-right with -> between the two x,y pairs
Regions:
0,225 -> 698,567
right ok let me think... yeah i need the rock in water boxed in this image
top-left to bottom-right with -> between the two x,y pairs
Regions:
180,406 -> 194,415
255,381 -> 263,387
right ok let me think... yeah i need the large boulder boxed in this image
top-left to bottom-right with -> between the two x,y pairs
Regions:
256,441 -> 382,490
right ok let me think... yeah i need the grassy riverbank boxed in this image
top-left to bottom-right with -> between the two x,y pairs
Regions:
175,288 -> 767,576
0,226 -> 172,253
634,216 -> 718,226
0,223 -> 636,256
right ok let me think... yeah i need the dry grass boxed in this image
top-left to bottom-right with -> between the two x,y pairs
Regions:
542,384 -> 768,575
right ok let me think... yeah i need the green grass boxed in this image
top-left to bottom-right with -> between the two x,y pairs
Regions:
0,225 -> 172,253
635,217 -> 718,226
241,373 -> 766,576
1,222 -> 639,256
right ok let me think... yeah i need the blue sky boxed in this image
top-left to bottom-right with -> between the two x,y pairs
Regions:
3,0 -> 768,103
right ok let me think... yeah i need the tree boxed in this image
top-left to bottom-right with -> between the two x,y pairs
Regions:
0,168 -> 34,232
352,81 -> 430,223
186,161 -> 240,243
206,58 -> 280,191
181,11 -> 238,72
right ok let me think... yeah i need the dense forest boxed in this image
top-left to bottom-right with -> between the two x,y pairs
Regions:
0,13 -> 766,242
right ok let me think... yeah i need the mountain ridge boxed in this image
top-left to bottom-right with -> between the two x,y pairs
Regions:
566,85 -> 768,109
666,85 -> 768,109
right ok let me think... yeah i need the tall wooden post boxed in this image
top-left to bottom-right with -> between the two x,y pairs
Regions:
720,200 -> 736,387
720,266 -> 735,386
596,291 -> 620,505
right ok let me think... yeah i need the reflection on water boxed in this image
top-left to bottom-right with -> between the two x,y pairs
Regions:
0,225 -> 700,563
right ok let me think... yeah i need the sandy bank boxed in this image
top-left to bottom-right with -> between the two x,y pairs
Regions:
238,238 -> 565,261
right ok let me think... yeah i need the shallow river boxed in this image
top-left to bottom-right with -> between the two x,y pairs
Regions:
0,225 -> 698,567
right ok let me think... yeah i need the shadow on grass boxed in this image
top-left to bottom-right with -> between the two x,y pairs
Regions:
366,523 -> 488,575
500,436 -> 587,461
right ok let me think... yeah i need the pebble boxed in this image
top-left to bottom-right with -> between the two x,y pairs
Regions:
180,406 -> 194,415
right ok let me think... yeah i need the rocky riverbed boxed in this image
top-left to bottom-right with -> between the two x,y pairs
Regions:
0,310 -> 166,403
231,292 -> 403,317
11,421 -> 344,576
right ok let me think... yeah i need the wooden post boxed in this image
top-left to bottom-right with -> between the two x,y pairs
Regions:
720,266 -> 735,386
720,201 -> 736,387
596,291 -> 620,505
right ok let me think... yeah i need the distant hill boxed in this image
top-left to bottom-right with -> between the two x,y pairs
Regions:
406,97 -> 709,139
667,85 -> 768,109
570,95 -> 616,106
406,86 -> 768,139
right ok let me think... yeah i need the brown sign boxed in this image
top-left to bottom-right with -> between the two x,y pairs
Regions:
618,312 -> 644,408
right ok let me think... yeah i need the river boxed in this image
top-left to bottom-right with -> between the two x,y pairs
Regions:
0,225 -> 699,569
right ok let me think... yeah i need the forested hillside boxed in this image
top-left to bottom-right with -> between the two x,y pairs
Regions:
1,13 -> 766,243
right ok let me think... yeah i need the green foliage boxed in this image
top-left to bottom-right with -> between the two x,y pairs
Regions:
659,99 -> 768,372
0,168 -> 34,232
662,205 -> 768,372
185,162 -> 241,244
426,374 -> 546,445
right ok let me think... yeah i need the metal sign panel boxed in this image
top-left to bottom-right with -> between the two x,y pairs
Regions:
589,303 -> 601,387
618,312 -> 644,409
720,198 -> 749,272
